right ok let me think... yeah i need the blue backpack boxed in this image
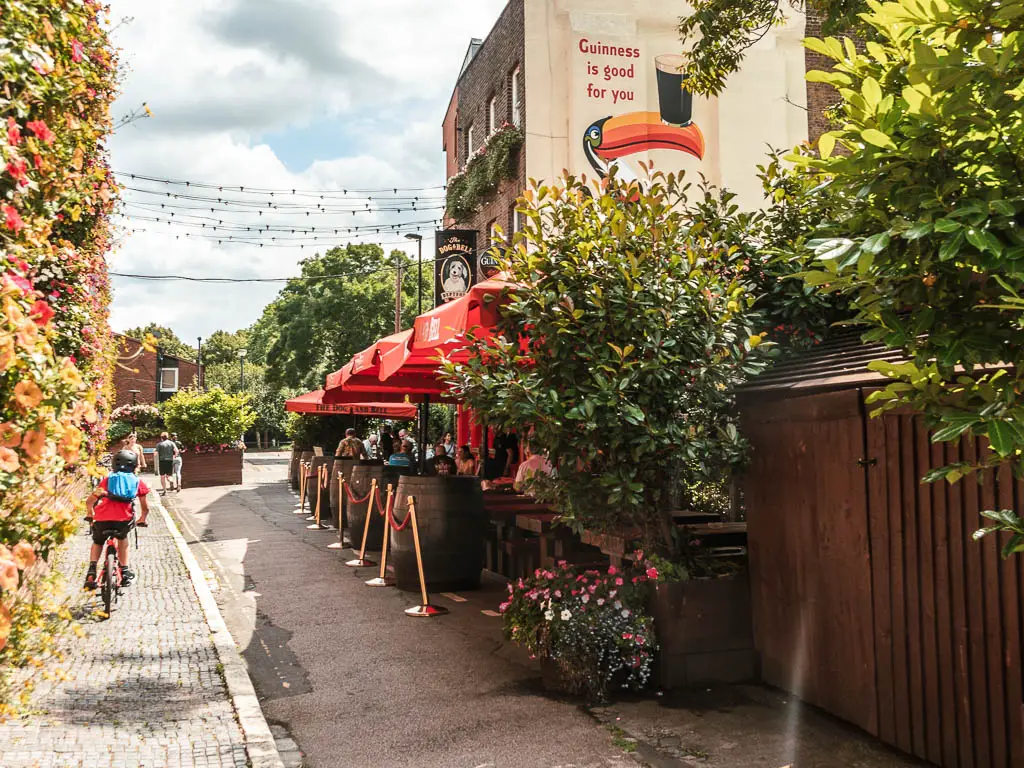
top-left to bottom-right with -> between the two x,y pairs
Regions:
105,471 -> 140,504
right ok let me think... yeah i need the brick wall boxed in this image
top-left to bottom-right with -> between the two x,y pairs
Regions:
112,334 -> 201,407
804,10 -> 863,146
449,0 -> 526,242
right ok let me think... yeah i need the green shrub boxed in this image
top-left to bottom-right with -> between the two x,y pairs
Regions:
162,388 -> 256,448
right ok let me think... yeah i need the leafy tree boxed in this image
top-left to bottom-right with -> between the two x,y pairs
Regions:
785,0 -> 1024,555
678,0 -> 869,96
442,170 -> 770,559
201,329 -> 250,367
203,361 -> 289,437
162,387 -> 256,448
122,323 -> 195,360
258,244 -> 430,392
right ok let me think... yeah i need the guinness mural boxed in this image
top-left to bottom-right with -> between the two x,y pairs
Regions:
434,229 -> 477,305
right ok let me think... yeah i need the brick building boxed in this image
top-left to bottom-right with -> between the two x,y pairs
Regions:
112,333 -> 202,408
442,0 -> 816,251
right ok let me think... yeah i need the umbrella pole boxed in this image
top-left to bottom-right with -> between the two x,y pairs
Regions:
419,394 -> 430,475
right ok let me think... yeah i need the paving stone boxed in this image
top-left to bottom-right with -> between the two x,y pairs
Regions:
0,500 -> 249,768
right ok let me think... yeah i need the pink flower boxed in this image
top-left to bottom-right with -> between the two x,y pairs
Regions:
607,565 -> 618,575
622,632 -> 633,640
71,39 -> 84,62
25,120 -> 55,145
6,159 -> 28,186
615,577 -> 623,586
553,590 -> 561,598
3,206 -> 24,233
29,300 -> 54,326
33,154 -> 42,170
588,584 -> 596,593
646,567 -> 659,581
6,118 -> 20,146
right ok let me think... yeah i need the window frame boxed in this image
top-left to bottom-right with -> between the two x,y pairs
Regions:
159,367 -> 179,393
488,95 -> 497,135
511,66 -> 522,127
466,122 -> 475,160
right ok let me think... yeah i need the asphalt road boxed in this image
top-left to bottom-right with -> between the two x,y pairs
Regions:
168,452 -> 634,768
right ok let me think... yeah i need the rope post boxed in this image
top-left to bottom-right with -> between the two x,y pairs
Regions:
404,496 -> 448,618
295,461 -> 308,515
345,478 -> 378,567
327,473 -> 345,550
366,484 -> 395,587
306,464 -> 329,530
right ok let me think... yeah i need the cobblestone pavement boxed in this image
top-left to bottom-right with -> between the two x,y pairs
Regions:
0,494 -> 250,768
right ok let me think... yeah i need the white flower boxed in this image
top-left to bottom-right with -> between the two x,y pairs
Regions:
621,609 -> 630,618
560,609 -> 571,621
581,594 -> 590,603
544,610 -> 554,621
614,601 -> 622,610
597,598 -> 605,606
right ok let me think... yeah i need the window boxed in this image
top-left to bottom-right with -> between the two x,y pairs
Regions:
159,368 -> 179,392
466,123 -> 475,160
511,66 -> 521,127
513,205 -> 523,234
488,95 -> 497,135
489,219 -> 500,246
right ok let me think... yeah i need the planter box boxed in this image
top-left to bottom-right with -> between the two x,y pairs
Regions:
650,574 -> 755,690
181,450 -> 243,489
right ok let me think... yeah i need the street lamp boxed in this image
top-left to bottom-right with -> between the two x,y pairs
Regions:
127,389 -> 141,430
238,348 -> 247,391
406,233 -> 424,315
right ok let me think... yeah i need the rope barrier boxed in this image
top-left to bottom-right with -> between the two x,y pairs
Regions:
344,482 -> 373,505
403,496 -> 448,618
366,484 -> 395,588
345,478 -> 378,568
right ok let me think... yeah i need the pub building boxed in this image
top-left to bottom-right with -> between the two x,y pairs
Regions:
438,0 -> 813,456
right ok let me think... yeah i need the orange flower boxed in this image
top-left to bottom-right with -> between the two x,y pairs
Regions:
0,561 -> 18,591
59,359 -> 82,387
58,428 -> 81,464
11,542 -> 35,570
0,447 -> 18,473
0,602 -> 10,650
0,423 -> 21,448
15,320 -> 38,349
0,336 -> 13,370
13,380 -> 43,410
20,429 -> 45,462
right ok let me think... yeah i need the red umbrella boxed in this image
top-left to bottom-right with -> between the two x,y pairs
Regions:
285,390 -> 417,418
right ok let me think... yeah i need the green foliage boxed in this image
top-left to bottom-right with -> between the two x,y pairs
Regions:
161,388 -> 256,448
284,412 -> 353,451
784,0 -> 1024,552
201,329 -> 250,366
678,0 -> 869,96
442,169 -> 770,556
446,126 -> 524,221
257,244 -> 429,391
122,323 -> 195,360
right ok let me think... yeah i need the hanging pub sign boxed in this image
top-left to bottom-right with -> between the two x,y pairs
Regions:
477,249 -> 501,283
434,229 -> 477,306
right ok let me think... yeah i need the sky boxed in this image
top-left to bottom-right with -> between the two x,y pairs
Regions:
106,0 -> 507,342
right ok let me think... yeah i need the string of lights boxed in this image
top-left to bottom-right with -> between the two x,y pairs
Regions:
118,225 -> 441,248
114,171 -> 446,196
120,185 -> 444,211
118,210 -> 443,234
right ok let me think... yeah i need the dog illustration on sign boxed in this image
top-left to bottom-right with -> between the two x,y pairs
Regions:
440,257 -> 470,301
583,53 -> 705,179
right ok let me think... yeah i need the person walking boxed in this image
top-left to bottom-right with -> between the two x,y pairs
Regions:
155,432 -> 179,496
171,432 -> 185,491
123,433 -> 146,474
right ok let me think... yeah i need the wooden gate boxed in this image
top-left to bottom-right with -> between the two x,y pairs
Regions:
744,389 -> 1024,768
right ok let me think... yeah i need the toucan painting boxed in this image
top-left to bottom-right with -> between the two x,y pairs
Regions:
583,111 -> 705,179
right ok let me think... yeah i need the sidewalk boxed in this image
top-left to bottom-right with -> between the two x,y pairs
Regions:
0,491 -> 277,768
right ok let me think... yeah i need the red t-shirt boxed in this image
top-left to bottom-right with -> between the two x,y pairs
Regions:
93,477 -> 150,522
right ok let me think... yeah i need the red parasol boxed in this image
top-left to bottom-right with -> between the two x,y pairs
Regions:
285,390 -> 417,418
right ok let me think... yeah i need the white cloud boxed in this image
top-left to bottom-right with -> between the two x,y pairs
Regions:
107,0 -> 507,341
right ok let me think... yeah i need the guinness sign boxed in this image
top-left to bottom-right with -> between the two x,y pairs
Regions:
434,229 -> 477,306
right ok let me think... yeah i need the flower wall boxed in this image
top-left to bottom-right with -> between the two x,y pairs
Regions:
0,0 -> 118,668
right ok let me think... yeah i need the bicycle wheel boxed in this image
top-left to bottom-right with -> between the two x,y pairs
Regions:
101,551 -> 116,614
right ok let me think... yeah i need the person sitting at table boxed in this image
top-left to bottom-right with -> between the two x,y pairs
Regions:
427,441 -> 457,476
388,439 -> 413,469
514,443 -> 553,495
456,445 -> 476,476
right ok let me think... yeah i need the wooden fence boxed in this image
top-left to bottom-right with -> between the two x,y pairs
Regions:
743,389 -> 1024,768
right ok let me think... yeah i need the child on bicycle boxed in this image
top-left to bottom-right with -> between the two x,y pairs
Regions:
84,449 -> 150,589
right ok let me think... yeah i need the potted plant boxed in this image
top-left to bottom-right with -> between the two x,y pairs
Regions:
161,387 -> 256,488
500,560 -> 656,702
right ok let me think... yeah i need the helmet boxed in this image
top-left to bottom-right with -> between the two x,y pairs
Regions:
113,449 -> 138,473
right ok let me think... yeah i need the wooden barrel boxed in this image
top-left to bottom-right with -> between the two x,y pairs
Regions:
391,476 -> 486,593
307,456 -> 334,524
334,458 -> 360,538
299,450 -> 316,510
349,464 -> 408,553
289,447 -> 301,490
